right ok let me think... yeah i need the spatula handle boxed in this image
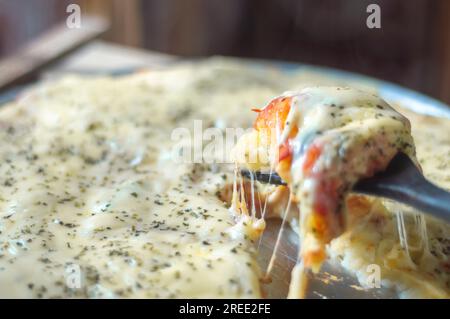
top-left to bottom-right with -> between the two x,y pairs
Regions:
354,153 -> 450,222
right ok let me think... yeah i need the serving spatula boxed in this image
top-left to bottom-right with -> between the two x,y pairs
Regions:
241,152 -> 450,222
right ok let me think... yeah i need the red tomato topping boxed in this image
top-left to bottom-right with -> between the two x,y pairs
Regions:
254,96 -> 293,132
302,144 -> 322,174
313,178 -> 340,217
278,143 -> 292,162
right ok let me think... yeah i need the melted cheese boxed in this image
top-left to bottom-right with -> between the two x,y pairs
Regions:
0,60 -> 288,298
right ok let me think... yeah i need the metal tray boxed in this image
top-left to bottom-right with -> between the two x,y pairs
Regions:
1,59 -> 449,299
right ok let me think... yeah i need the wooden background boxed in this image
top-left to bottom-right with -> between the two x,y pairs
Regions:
1,0 -> 449,105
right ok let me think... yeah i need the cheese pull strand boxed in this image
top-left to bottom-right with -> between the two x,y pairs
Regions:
265,192 -> 293,277
288,261 -> 308,299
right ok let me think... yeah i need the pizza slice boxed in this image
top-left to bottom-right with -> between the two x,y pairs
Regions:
232,86 -> 418,297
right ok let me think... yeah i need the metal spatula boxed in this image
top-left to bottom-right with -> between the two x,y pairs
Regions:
241,152 -> 450,222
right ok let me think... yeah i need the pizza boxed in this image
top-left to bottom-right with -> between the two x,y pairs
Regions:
0,58 -> 448,298
231,87 -> 419,297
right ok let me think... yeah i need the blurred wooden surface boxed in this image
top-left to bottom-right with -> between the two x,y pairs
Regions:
0,16 -> 108,91
47,40 -> 175,74
0,0 -> 449,105
437,0 -> 450,104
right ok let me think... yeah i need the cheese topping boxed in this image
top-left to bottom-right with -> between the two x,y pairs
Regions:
231,86 -> 441,297
0,61 -> 285,298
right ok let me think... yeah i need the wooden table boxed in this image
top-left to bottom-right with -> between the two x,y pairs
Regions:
47,40 -> 176,75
